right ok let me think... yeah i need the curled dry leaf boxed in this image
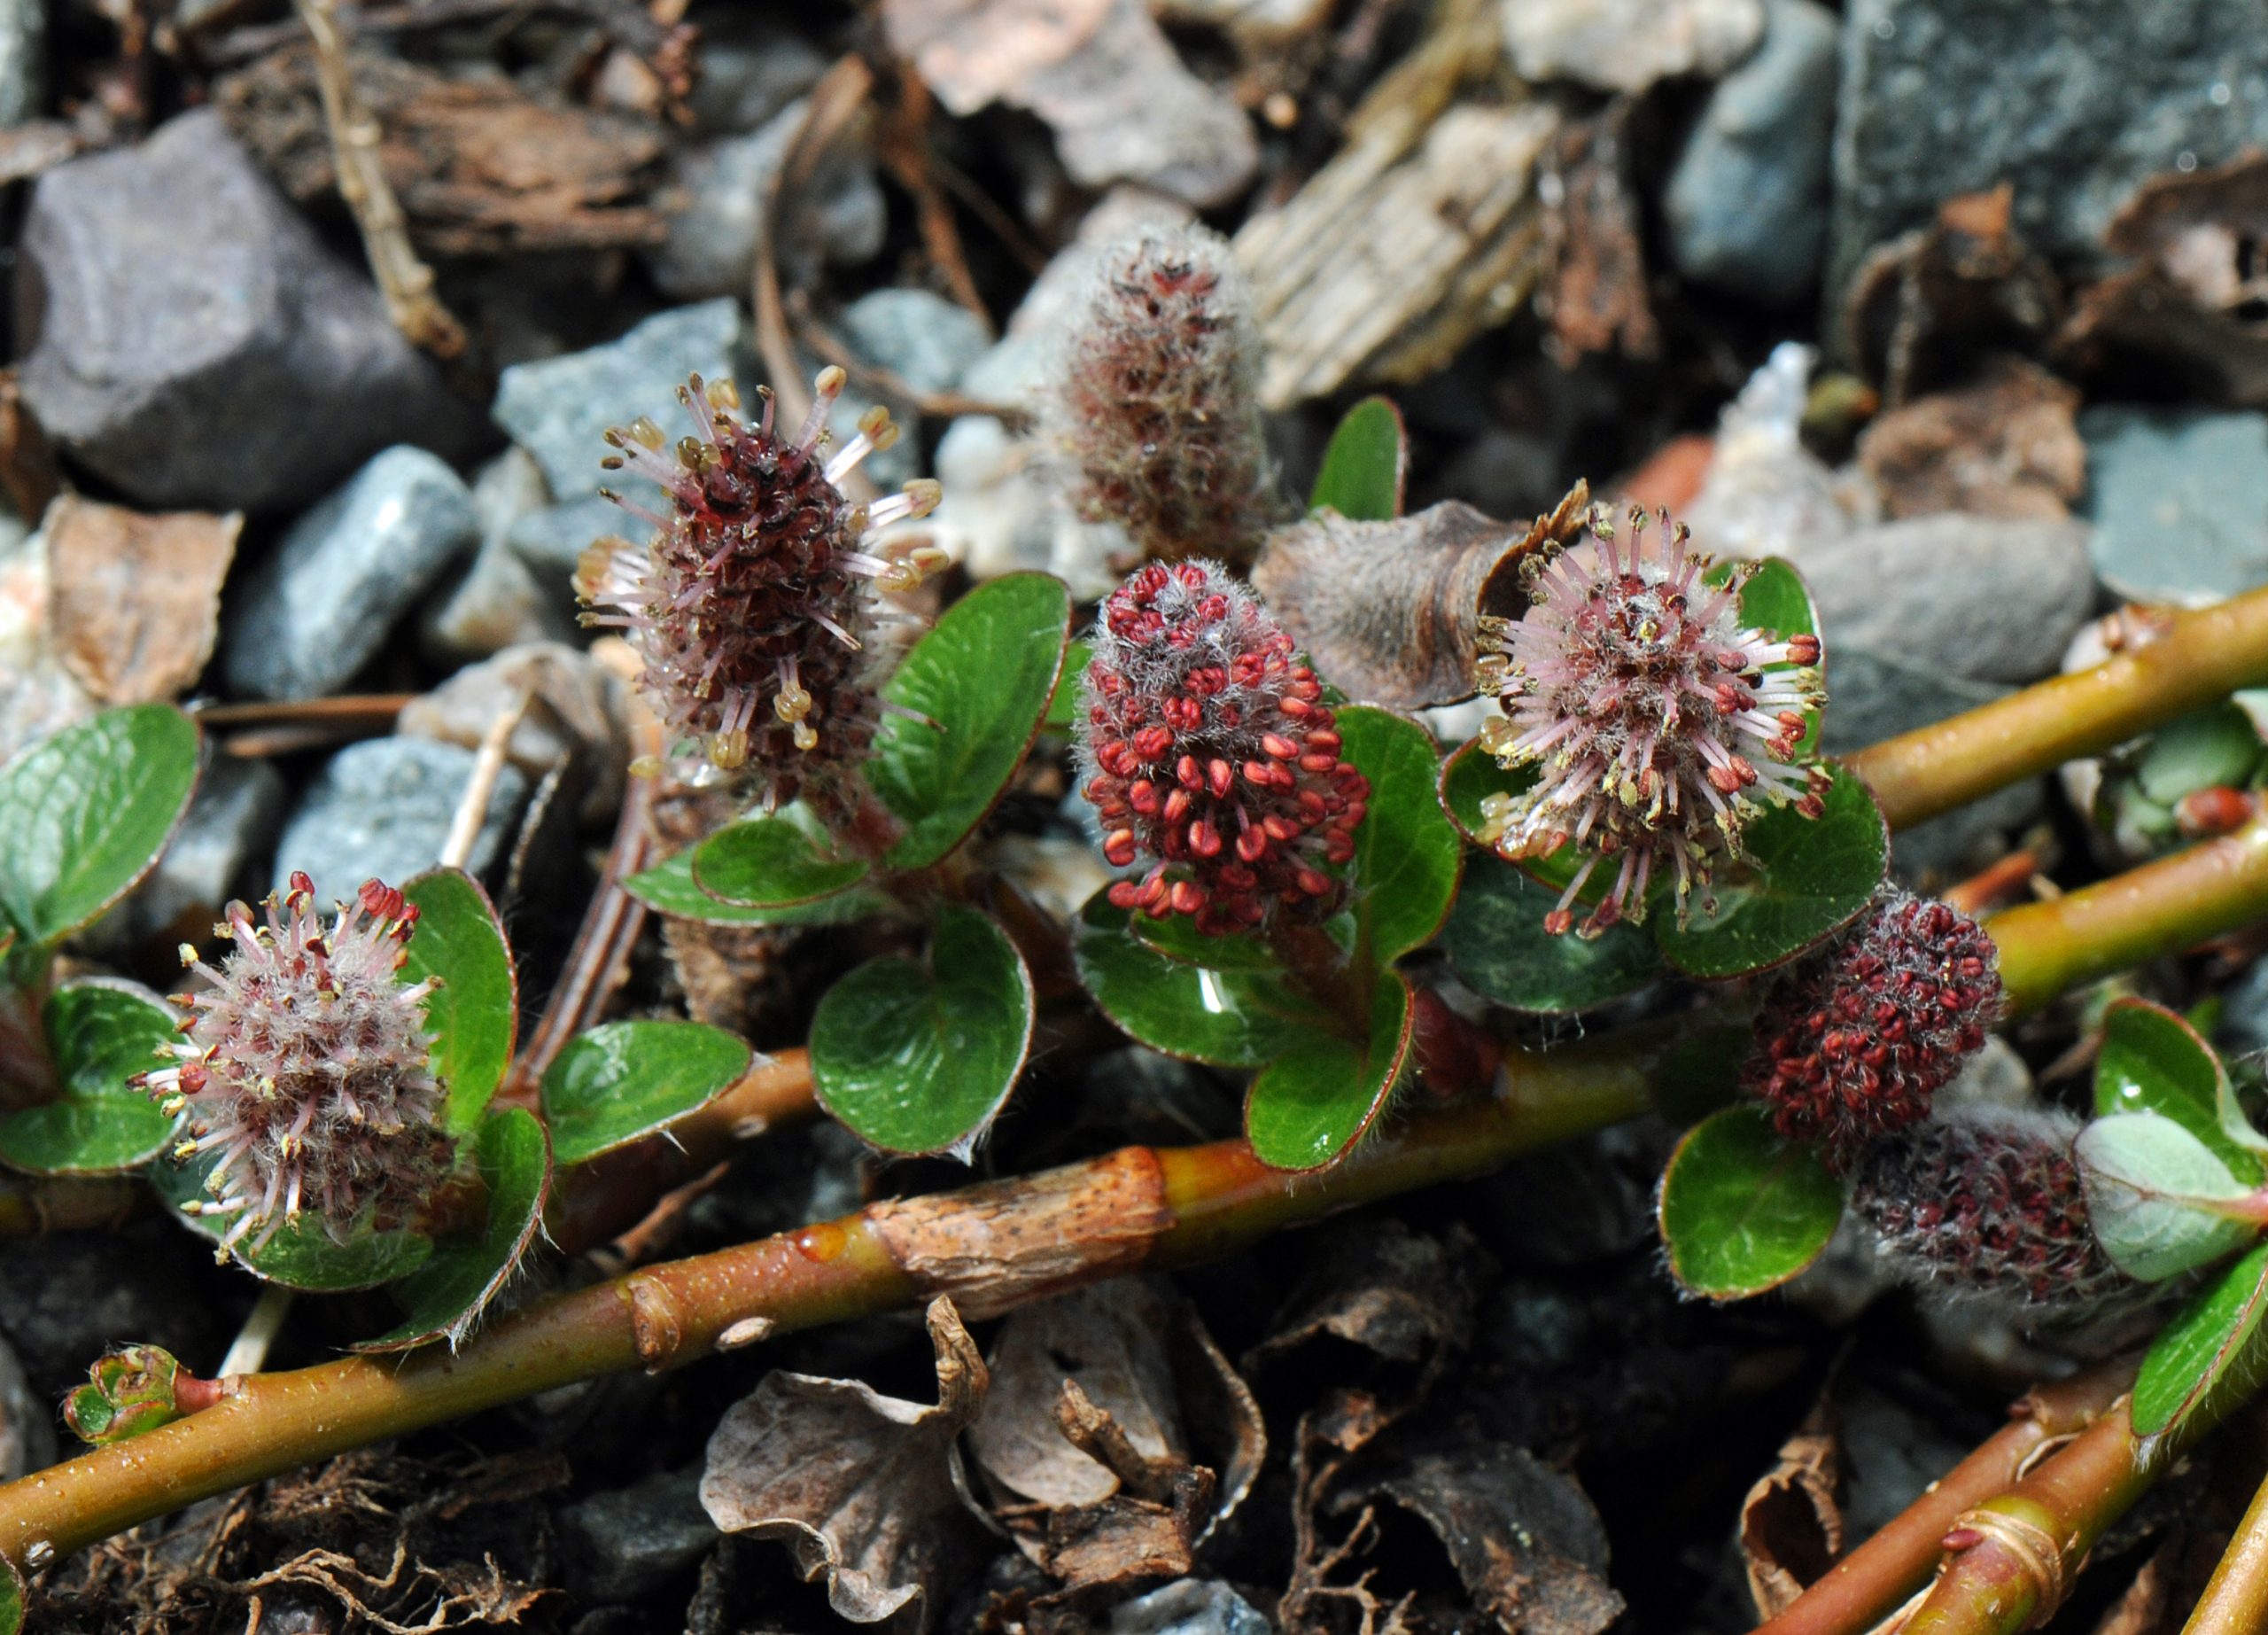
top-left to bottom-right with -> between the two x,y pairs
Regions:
1738,1400 -> 1844,1618
1253,486 -> 1586,712
699,1297 -> 990,1629
1853,355 -> 2085,522
1247,1220 -> 1485,1401
966,1277 -> 1266,1598
43,494 -> 239,706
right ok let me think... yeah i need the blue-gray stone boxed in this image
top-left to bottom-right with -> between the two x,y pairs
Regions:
493,300 -> 745,502
223,447 -> 480,701
273,737 -> 529,904
18,110 -> 478,514
1666,0 -> 1838,305
1829,0 -> 2268,305
685,24 -> 827,135
2079,407 -> 2268,603
558,1469 -> 718,1603
1109,1582 -> 1270,1635
0,0 -> 42,126
505,493 -> 623,580
837,289 -> 993,395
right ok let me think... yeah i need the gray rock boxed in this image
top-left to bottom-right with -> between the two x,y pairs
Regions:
644,100 -> 886,303
2079,407 -> 2268,604
558,1468 -> 718,1602
493,300 -> 746,502
273,737 -> 530,903
1666,0 -> 1839,304
1803,514 -> 2097,689
507,494 -> 625,580
684,19 -> 827,135
18,110 -> 478,514
0,1328 -> 50,1482
1829,0 -> 2268,304
86,758 -> 285,953
223,447 -> 481,701
1503,0 -> 1763,92
0,0 -> 41,126
418,537 -> 576,662
837,289 -> 993,395
1109,1581 -> 1270,1635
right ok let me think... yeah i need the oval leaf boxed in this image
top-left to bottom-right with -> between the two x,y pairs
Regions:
1442,855 -> 1665,1014
1658,1104 -> 1845,1299
871,572 -> 1073,872
1653,769 -> 1887,979
812,904 -> 1034,1159
354,1106 -> 551,1351
1309,395 -> 1408,522
0,1545 -> 21,1635
0,980 -> 179,1174
2097,998 -> 2265,1184
690,806 -> 874,910
1339,707 -> 1463,964
625,845 -> 889,926
542,1019 -> 754,1168
1130,909 -> 1282,971
1245,968 -> 1412,1172
2135,702 -> 2263,805
0,704 -> 200,963
400,868 -> 517,1133
1437,744 -> 1591,896
2134,1241 -> 2268,1444
1075,891 -> 1331,1068
2074,1112 -> 2259,1281
151,1138 -> 436,1289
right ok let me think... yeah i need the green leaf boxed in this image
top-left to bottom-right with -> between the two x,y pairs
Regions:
812,904 -> 1034,1158
400,868 -> 517,1133
1658,1104 -> 1845,1298
1730,557 -> 1822,756
625,844 -> 889,925
0,704 -> 199,973
1442,855 -> 1665,1013
151,1141 -> 437,1289
63,1344 -> 190,1445
0,980 -> 179,1174
1130,909 -> 1282,970
542,1019 -> 753,1167
1339,707 -> 1463,964
1245,968 -> 1412,1172
0,1542 -> 21,1635
1309,395 -> 1408,522
1653,769 -> 1887,979
1045,640 -> 1093,732
1437,743 -> 1589,895
2133,1241 -> 2268,1444
871,572 -> 1073,871
2136,702 -> 2263,805
354,1107 -> 551,1351
690,806 -> 874,909
2074,1113 -> 2258,1281
2097,998 -> 2266,1183
1075,891 -> 1331,1068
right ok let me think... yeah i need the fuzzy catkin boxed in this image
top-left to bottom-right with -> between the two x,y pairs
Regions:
1052,227 -> 1275,565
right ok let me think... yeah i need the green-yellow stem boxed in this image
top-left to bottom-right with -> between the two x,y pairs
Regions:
1845,588 -> 2268,830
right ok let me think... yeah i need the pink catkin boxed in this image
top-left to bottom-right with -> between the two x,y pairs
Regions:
1474,504 -> 1827,936
136,876 -> 453,1258
1053,227 -> 1274,565
1076,562 -> 1368,936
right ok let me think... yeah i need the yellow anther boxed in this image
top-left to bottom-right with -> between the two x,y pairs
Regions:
711,728 -> 750,771
705,378 -> 741,411
792,721 -> 819,752
629,416 -> 665,448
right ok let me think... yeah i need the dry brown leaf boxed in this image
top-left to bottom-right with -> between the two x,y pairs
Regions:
1253,486 -> 1585,711
1854,355 -> 2085,521
1739,1405 -> 1844,1618
43,494 -> 239,705
1247,1220 -> 1484,1403
1540,105 -> 1658,362
699,1297 -> 990,1629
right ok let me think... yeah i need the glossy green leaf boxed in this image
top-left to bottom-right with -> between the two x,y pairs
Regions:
63,1343 -> 189,1445
1339,707 -> 1463,963
2134,1241 -> 2268,1444
1309,395 -> 1408,522
542,1019 -> 753,1167
625,845 -> 889,925
1658,1104 -> 1844,1298
1437,743 -> 1589,895
0,704 -> 199,974
1731,557 -> 1822,756
690,806 -> 874,909
152,1137 -> 436,1289
2136,702 -> 2263,805
812,905 -> 1033,1158
1045,640 -> 1093,732
400,868 -> 517,1133
1074,891 -> 1330,1068
1442,855 -> 1664,1013
2096,998 -> 2266,1184
1653,769 -> 1887,979
1130,909 -> 1282,970
355,1107 -> 550,1351
872,572 -> 1073,871
0,980 -> 178,1174
1245,968 -> 1411,1172
0,1545 -> 21,1635
2074,1112 -> 2258,1281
